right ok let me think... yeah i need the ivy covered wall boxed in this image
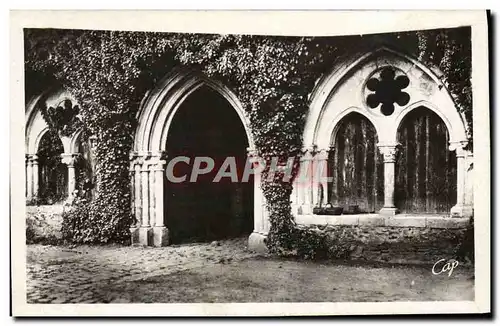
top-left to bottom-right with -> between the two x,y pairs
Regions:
24,27 -> 472,255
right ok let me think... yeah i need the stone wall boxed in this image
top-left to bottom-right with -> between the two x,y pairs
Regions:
26,204 -> 65,244
304,223 -> 471,265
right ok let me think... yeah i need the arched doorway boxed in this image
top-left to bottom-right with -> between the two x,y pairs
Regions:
296,47 -> 472,219
395,106 -> 457,213
36,130 -> 67,204
132,71 -> 267,248
329,112 -> 384,214
165,86 -> 254,244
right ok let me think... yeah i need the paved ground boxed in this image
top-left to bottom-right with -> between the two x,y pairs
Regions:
26,237 -> 474,304
27,237 -> 260,303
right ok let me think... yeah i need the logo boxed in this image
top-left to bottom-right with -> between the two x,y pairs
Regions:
432,258 -> 459,277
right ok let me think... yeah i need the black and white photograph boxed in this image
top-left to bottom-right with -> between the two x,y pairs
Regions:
10,10 -> 490,316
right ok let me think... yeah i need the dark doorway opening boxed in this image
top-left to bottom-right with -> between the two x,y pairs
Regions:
165,86 -> 253,244
37,130 -> 67,204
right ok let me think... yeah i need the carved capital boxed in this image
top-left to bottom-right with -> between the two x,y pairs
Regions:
246,147 -> 258,157
300,146 -> 315,161
449,141 -> 469,158
149,150 -> 167,163
246,148 -> 260,162
302,145 -> 316,154
60,153 -> 80,167
378,144 -> 400,163
26,154 -> 38,164
152,160 -> 167,172
315,147 -> 331,160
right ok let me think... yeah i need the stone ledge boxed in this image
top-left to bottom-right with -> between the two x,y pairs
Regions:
386,216 -> 426,228
425,216 -> 470,229
295,213 -> 470,229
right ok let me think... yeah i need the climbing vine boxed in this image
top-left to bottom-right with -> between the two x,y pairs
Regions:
25,27 -> 472,252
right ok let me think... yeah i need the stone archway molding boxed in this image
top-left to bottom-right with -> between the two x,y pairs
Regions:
131,69 -> 268,249
25,87 -> 84,202
295,46 -> 472,218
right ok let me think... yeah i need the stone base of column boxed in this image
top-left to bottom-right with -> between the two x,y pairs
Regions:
138,227 -> 153,246
379,207 -> 399,216
300,204 -> 313,215
248,232 -> 268,253
130,227 -> 140,245
291,204 -> 301,215
450,205 -> 474,218
153,226 -> 170,247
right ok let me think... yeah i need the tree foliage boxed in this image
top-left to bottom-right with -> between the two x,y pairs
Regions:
25,27 -> 472,251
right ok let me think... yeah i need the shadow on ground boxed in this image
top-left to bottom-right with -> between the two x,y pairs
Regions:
99,256 -> 474,303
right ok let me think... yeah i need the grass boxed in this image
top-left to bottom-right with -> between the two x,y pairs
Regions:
102,257 -> 474,303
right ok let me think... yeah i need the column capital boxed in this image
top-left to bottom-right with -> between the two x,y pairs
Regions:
377,143 -> 400,163
246,148 -> 263,164
300,146 -> 316,161
246,147 -> 259,157
149,151 -> 167,163
129,151 -> 140,161
26,154 -> 38,164
151,160 -> 167,171
449,140 -> 469,157
301,145 -> 316,154
315,147 -> 332,159
60,153 -> 80,167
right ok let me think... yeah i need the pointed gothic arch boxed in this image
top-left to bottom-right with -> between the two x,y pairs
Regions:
295,47 -> 472,219
131,69 -> 267,249
25,88 -> 84,203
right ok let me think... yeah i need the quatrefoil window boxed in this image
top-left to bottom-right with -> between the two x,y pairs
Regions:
366,67 -> 410,116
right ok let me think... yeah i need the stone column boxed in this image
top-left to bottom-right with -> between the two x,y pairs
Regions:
450,141 -> 473,217
464,150 -> 474,213
26,155 -> 34,201
129,156 -> 136,221
61,153 -> 79,200
31,155 -> 39,199
129,154 -> 141,245
314,148 -> 331,207
134,159 -> 143,224
138,154 -> 153,245
152,153 -> 169,247
298,147 -> 314,214
247,149 -> 268,253
378,144 -> 399,216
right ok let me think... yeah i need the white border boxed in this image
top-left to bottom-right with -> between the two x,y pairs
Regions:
10,10 -> 490,316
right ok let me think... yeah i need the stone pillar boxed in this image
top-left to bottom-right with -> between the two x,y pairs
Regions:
152,153 -> 169,247
61,153 -> 79,200
138,154 -> 153,245
450,141 -> 473,217
134,159 -> 142,224
130,151 -> 169,247
378,144 -> 399,216
31,155 -> 39,199
26,155 -> 34,201
298,147 -> 314,214
464,150 -> 474,212
129,156 -> 136,223
129,152 -> 142,245
314,148 -> 331,207
247,149 -> 268,253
